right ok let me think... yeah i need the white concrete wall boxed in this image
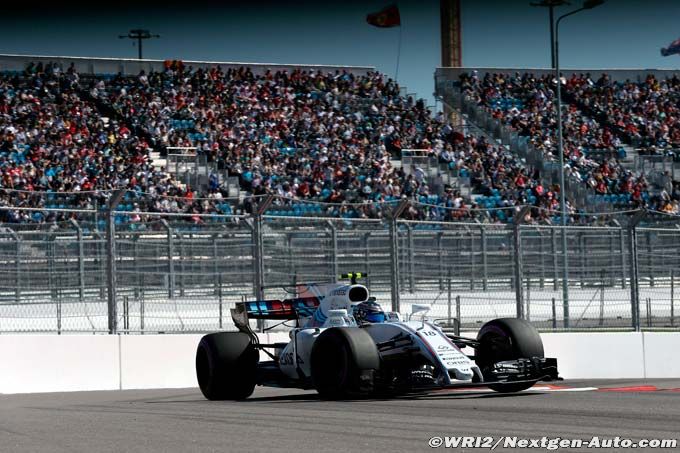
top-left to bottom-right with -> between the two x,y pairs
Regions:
119,334 -> 204,390
542,333 -> 646,379
0,332 -> 677,394
641,333 -> 680,378
0,335 -> 120,394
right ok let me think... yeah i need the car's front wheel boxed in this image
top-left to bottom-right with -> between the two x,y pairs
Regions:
310,328 -> 380,399
475,318 -> 544,393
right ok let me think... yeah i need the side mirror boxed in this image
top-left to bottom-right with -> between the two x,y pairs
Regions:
410,304 -> 431,320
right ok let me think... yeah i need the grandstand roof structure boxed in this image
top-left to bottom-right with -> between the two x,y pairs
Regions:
435,66 -> 680,89
0,53 -> 375,76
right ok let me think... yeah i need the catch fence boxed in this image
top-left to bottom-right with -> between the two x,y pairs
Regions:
0,201 -> 678,333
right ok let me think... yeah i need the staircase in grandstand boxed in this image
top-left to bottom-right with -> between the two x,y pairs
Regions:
400,149 -> 471,197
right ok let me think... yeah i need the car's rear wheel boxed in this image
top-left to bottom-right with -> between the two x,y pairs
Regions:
310,328 -> 380,399
196,332 -> 258,400
475,318 -> 544,393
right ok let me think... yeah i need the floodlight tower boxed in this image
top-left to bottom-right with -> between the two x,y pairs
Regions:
119,29 -> 160,60
530,0 -> 571,69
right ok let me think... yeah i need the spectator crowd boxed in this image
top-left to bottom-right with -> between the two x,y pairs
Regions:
2,62 -> 680,226
460,71 -> 680,214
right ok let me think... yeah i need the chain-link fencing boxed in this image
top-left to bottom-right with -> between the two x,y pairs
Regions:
1,199 -> 680,333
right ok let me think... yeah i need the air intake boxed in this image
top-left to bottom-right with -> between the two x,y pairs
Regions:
348,286 -> 369,302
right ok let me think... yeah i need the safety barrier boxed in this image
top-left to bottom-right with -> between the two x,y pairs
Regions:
0,332 -> 676,394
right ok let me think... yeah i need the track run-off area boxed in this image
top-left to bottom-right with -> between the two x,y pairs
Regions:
1,379 -> 679,452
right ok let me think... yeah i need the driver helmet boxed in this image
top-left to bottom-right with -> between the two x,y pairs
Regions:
352,298 -> 386,324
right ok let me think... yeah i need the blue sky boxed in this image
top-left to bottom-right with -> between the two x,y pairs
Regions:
1,1 -> 680,104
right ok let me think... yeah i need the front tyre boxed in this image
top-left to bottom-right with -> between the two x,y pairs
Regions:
310,328 -> 380,399
475,318 -> 544,393
196,332 -> 258,400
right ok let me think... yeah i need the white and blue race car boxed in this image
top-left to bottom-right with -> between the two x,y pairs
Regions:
196,273 -> 559,400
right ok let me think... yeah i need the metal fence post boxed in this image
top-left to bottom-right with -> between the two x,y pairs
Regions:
438,232 -> 444,291
407,224 -> 414,293
48,235 -> 57,304
513,225 -> 523,318
70,219 -> 85,303
627,210 -> 646,332
480,225 -> 488,291
551,297 -> 557,329
140,273 -> 145,334
253,217 -> 264,299
212,234 -> 219,296
599,269 -> 605,327
327,221 -> 338,281
469,229 -> 475,290
525,277 -> 531,321
133,235 -> 141,303
629,228 -> 640,331
8,229 -> 21,304
579,233 -> 585,289
539,230 -> 545,289
389,218 -> 400,313
389,200 -> 409,313
551,228 -> 558,291
178,233 -> 184,297
253,195 -> 274,303
447,269 -> 452,323
106,189 -> 126,334
647,231 -> 654,287
160,220 -> 175,299
218,273 -> 223,329
455,295 -> 461,335
672,269 -> 675,327
364,232 -> 371,290
245,219 -> 259,299
619,227 -> 627,289
93,231 -> 106,302
512,207 -> 531,319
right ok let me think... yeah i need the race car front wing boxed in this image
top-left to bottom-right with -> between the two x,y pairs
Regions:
483,357 -> 559,383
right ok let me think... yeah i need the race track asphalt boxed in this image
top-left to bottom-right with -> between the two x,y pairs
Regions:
1,379 -> 679,453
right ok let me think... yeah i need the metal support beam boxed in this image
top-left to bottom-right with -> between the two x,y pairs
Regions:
7,229 -> 21,304
481,225 -> 488,291
512,206 -> 532,319
252,195 -> 274,303
327,221 -> 338,281
627,210 -> 647,332
160,220 -> 175,299
389,218 -> 400,313
619,227 -> 627,289
407,225 -> 414,293
70,219 -> 85,303
106,189 -> 126,334
388,199 -> 409,313
551,228 -> 558,291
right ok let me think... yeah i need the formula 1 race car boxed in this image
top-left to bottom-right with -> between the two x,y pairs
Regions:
195,273 -> 559,400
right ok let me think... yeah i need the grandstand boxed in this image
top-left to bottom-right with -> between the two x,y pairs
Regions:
1,54 -> 680,227
0,5 -> 679,337
437,67 -> 680,219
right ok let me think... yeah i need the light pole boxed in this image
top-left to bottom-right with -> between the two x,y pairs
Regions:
530,0 -> 570,69
119,29 -> 160,60
554,0 -> 605,328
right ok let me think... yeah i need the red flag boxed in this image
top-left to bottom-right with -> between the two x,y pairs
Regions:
366,4 -> 401,28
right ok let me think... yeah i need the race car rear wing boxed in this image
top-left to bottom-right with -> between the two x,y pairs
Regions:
231,297 -> 321,331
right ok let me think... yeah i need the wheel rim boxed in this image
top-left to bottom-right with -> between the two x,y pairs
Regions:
478,330 -> 513,371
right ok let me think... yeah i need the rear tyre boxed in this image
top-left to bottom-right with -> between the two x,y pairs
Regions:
310,328 -> 380,399
475,318 -> 544,393
196,332 -> 258,400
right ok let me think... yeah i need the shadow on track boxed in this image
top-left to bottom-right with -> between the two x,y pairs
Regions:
143,388 -> 545,405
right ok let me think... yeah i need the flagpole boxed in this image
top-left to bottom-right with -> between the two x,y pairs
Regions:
395,18 -> 403,80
